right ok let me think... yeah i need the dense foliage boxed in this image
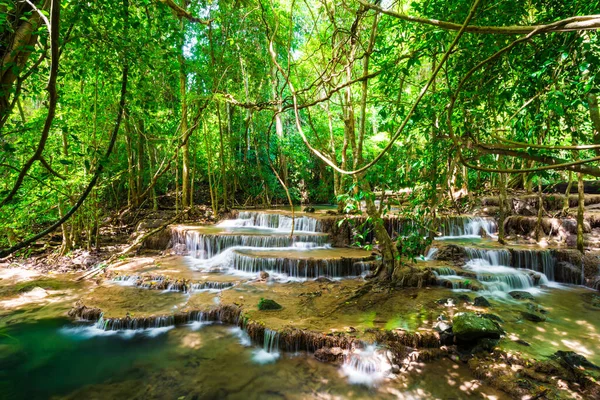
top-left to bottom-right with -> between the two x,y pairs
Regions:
1,0 -> 599,261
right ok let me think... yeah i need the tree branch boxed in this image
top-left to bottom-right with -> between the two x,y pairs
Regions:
357,0 -> 600,35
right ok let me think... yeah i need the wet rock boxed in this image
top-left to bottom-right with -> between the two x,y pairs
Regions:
509,291 -> 534,300
514,339 -> 531,347
434,244 -> 466,264
520,311 -> 546,322
314,347 -> 344,363
480,313 -> 504,323
303,207 -> 316,213
551,351 -> 600,370
474,296 -> 491,307
259,271 -> 269,280
472,338 -> 499,353
314,277 -> 333,283
526,303 -> 548,314
257,298 -> 282,311
452,312 -> 503,343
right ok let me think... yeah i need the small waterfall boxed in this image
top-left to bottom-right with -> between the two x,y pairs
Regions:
463,259 -> 534,292
111,275 -> 140,286
464,248 -> 511,266
341,345 -> 392,386
95,313 -> 175,331
438,216 -> 498,238
423,247 -> 438,260
231,251 -> 367,279
252,328 -> 280,364
511,249 -> 556,281
173,230 -> 329,259
189,281 -> 235,292
434,267 -> 456,276
227,211 -> 322,232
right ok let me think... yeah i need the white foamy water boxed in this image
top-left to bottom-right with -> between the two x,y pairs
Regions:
341,345 -> 392,386
60,325 -> 174,339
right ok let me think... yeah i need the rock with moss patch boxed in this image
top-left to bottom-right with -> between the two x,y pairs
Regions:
474,296 -> 491,307
509,291 -> 534,300
452,312 -> 504,343
257,298 -> 283,311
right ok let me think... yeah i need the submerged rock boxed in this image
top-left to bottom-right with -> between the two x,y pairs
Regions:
520,311 -> 546,322
259,271 -> 270,280
452,312 -> 503,343
551,351 -> 600,370
257,298 -> 282,311
474,296 -> 491,307
314,346 -> 344,363
509,291 -> 534,300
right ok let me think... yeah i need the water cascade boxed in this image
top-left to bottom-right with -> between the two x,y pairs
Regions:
223,211 -> 322,232
511,249 -> 556,282
438,216 -> 498,239
464,248 -> 511,266
252,328 -> 281,364
341,345 -> 392,386
231,250 -> 370,279
461,247 -> 549,295
173,230 -> 329,259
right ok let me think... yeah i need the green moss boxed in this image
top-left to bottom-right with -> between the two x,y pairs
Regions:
452,312 -> 504,342
257,298 -> 282,311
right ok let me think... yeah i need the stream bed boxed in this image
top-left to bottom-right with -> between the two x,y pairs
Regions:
0,316 -> 507,400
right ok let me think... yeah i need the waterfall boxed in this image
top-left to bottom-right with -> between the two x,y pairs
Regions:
173,230 -> 329,259
434,267 -> 456,276
463,259 -> 535,292
95,313 -> 175,331
464,247 -> 511,266
511,249 -> 556,281
230,251 -> 368,279
438,216 -> 498,238
341,345 -> 392,386
252,329 -> 280,364
221,211 -> 322,232
423,247 -> 438,260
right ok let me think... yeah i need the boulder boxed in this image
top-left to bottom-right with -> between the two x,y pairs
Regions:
509,291 -> 534,300
314,347 -> 345,363
520,311 -> 546,322
259,271 -> 270,280
452,312 -> 503,343
257,298 -> 282,311
551,351 -> 600,370
474,296 -> 491,307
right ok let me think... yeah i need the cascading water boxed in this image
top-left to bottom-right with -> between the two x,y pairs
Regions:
464,248 -> 511,266
511,249 -> 556,282
224,211 -> 323,232
230,251 -> 370,279
341,345 -> 392,386
252,329 -> 280,364
174,230 -> 329,259
461,247 -> 549,296
438,216 -> 498,239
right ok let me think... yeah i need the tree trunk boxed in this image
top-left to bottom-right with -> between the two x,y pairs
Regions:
577,172 -> 585,253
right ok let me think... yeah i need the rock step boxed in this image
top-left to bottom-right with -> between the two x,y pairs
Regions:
230,248 -> 375,278
108,272 -> 236,293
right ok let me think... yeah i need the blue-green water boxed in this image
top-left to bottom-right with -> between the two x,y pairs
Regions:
0,317 -> 507,399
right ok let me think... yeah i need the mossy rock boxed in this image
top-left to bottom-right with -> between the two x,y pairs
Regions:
257,298 -> 283,311
452,312 -> 503,343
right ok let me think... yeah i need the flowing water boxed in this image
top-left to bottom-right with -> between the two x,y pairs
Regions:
0,317 -> 508,400
437,216 -> 498,239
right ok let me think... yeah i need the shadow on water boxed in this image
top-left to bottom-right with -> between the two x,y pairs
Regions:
0,317 -> 508,400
